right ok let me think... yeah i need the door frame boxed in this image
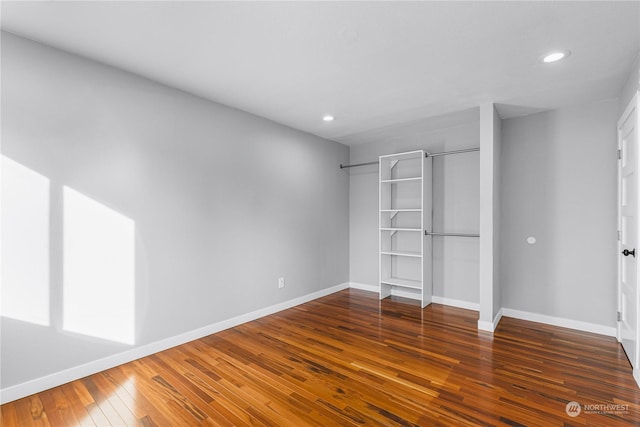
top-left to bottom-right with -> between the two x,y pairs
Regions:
618,91 -> 640,387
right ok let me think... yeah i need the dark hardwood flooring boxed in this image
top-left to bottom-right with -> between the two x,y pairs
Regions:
1,289 -> 639,426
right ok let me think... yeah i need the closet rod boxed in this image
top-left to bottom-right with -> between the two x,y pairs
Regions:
425,231 -> 480,238
339,160 -> 378,169
339,147 -> 479,169
426,147 -> 480,158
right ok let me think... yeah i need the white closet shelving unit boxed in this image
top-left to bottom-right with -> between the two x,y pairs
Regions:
379,150 -> 433,307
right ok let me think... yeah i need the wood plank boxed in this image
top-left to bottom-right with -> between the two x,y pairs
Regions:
81,377 -> 128,426
143,354 -> 227,425
35,392 -> 65,427
48,388 -> 80,427
89,373 -> 140,427
59,384 -> 95,427
122,361 -> 202,427
0,403 -> 20,427
102,365 -> 174,427
28,396 -> 51,427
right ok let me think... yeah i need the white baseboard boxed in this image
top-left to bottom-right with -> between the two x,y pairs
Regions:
634,368 -> 640,388
350,284 -> 616,339
349,282 -> 378,292
431,296 -> 479,312
349,282 -> 423,302
501,308 -> 616,337
0,282 -> 350,404
349,283 -> 479,311
478,308 -> 503,332
477,320 -> 493,332
389,287 -> 422,300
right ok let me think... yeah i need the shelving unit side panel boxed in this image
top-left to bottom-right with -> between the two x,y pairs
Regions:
379,156 -> 384,299
422,156 -> 433,307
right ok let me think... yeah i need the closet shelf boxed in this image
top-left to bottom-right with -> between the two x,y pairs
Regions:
379,150 -> 424,161
380,209 -> 422,212
380,277 -> 422,290
380,228 -> 422,232
380,250 -> 422,258
380,177 -> 422,183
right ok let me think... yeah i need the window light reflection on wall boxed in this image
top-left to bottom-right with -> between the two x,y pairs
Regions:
63,186 -> 135,345
1,155 -> 50,326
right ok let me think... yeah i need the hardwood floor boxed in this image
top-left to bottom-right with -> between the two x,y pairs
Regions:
2,289 -> 639,426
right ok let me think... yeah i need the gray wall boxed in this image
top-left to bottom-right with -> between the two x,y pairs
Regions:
0,33 -> 349,389
349,112 -> 480,304
501,98 -> 618,327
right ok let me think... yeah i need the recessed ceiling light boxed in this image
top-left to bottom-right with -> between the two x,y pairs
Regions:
541,50 -> 571,63
322,115 -> 335,122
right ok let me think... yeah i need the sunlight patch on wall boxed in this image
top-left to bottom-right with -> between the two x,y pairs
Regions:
63,186 -> 135,345
1,155 -> 50,326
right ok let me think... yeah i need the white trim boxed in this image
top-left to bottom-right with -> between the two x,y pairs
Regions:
478,308 -> 503,332
617,91 -> 638,128
431,296 -> 479,312
353,283 -> 616,338
477,320 -> 494,332
493,308 -> 503,330
617,91 -> 640,379
0,282 -> 350,404
502,308 -> 616,337
350,283 -> 478,311
350,282 -> 424,302
634,368 -> 640,388
391,287 -> 426,301
349,282 -> 378,292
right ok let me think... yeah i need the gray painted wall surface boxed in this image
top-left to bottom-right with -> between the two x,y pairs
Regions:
500,98 -> 618,327
1,33 -> 349,389
348,114 -> 480,303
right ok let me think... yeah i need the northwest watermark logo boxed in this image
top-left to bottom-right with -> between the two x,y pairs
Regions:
565,401 -> 629,417
583,403 -> 630,415
565,401 -> 581,417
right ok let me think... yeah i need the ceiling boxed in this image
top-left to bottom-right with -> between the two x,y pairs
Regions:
1,1 -> 639,146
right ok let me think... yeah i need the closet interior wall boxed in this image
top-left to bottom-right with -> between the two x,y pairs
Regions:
348,111 -> 481,306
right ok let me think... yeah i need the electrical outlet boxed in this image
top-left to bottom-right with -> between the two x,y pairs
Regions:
278,277 -> 285,289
